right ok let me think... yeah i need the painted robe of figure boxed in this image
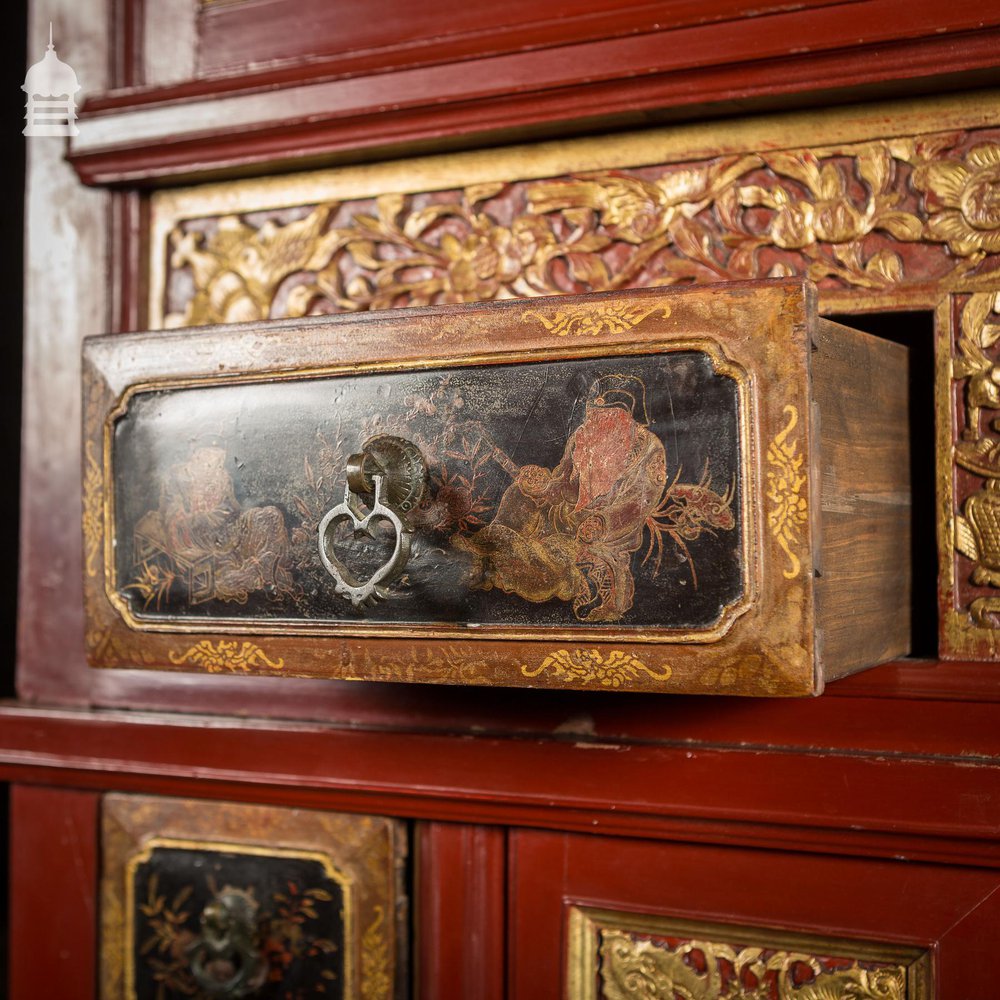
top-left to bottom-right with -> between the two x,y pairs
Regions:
157,445 -> 294,603
453,376 -> 667,622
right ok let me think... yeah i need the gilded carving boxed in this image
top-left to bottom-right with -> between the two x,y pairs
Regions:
168,639 -> 285,673
599,929 -> 908,1000
82,439 -> 102,578
912,143 -> 1000,256
166,209 -> 344,327
951,293 -> 1000,629
158,130 -> 1000,330
520,649 -> 672,687
360,906 -> 391,1000
765,405 -> 807,580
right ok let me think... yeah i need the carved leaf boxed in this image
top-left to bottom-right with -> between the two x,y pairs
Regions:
346,239 -> 382,270
818,162 -> 847,200
568,232 -> 612,253
856,143 -> 892,195
962,293 -> 996,345
981,323 -> 1000,349
670,217 -> 714,264
708,153 -> 764,194
956,515 -> 979,561
764,150 -> 822,194
738,184 -> 779,208
864,250 -> 903,283
565,252 -> 610,288
376,193 -> 405,229
954,355 -> 986,379
656,166 -> 709,205
402,203 -> 461,240
715,185 -> 744,231
464,181 -> 506,205
875,210 -> 924,242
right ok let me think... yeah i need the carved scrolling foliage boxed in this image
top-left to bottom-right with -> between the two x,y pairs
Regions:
951,291 -> 1000,628
599,929 -> 910,1000
162,133 -> 1000,328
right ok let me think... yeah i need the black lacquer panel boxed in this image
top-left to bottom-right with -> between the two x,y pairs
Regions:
132,845 -> 346,999
113,353 -> 742,629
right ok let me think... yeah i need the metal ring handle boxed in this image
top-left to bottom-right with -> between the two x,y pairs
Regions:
318,435 -> 428,610
186,889 -> 266,998
318,475 -> 413,609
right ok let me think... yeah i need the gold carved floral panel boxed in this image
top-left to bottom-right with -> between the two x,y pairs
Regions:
566,907 -> 932,1000
148,91 -> 1000,660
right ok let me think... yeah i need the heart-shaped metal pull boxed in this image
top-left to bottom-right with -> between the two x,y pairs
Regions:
318,436 -> 428,609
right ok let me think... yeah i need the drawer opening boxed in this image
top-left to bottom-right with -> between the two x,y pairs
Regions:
829,311 -> 935,660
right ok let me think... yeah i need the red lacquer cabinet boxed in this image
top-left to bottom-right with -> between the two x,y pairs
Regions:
8,1 -> 1000,998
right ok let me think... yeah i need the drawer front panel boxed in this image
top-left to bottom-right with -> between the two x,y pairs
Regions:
129,841 -> 347,998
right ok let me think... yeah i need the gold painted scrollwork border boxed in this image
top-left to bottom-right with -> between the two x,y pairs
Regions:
566,906 -> 932,1000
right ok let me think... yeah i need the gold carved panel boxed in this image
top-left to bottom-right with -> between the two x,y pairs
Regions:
148,91 -> 1000,660
567,907 -> 932,1000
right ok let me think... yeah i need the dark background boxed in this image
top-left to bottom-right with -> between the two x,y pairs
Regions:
133,846 -> 346,999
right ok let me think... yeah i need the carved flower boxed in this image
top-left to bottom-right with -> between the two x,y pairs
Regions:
913,144 -> 1000,255
439,215 -> 541,301
598,176 -> 674,243
750,169 -> 868,250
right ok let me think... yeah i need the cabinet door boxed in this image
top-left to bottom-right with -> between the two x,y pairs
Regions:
510,830 -> 1000,999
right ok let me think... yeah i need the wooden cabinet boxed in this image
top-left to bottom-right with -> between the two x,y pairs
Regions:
8,1 -> 1000,997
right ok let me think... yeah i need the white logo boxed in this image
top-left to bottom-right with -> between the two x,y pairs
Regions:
22,23 -> 81,137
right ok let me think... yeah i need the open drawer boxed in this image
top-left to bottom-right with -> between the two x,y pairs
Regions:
82,279 -> 910,695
